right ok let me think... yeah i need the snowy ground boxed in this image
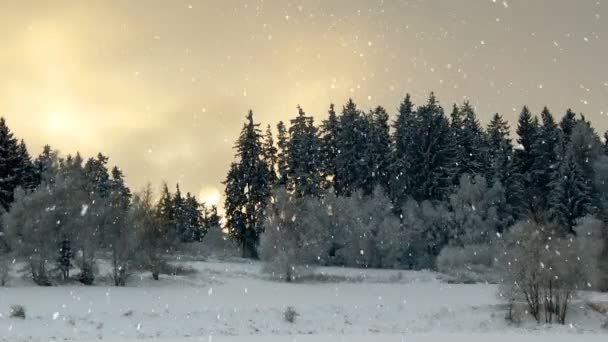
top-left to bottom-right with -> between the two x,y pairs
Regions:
1,259 -> 607,341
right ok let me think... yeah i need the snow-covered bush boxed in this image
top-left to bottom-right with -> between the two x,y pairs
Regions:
496,220 -> 584,324
333,188 -> 403,269
4,187 -> 58,286
259,188 -> 331,282
200,225 -> 240,259
574,215 -> 607,290
9,305 -> 25,319
284,306 -> 298,323
401,199 -> 451,270
436,243 -> 495,283
449,175 -> 506,245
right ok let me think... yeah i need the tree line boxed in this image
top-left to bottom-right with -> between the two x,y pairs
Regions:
224,93 -> 608,323
0,118 -> 221,286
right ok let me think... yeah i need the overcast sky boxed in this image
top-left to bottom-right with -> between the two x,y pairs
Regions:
1,0 -> 607,206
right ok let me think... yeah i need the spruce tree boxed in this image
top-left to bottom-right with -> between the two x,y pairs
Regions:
84,153 -> 112,198
335,99 -> 369,196
548,147 -> 594,232
16,140 -> 37,191
319,104 -> 340,191
0,118 -> 24,210
276,121 -> 289,186
486,113 -> 518,227
604,130 -> 608,156
157,183 -> 175,224
286,106 -> 321,197
173,184 -> 191,242
35,145 -> 57,184
450,101 -> 489,182
223,111 -> 271,258
408,93 -> 454,201
262,125 -> 278,185
389,94 -> 415,206
513,106 -> 540,217
559,109 -> 577,141
530,107 -> 561,212
362,106 -> 391,195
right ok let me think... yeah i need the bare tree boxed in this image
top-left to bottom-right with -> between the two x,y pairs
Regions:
496,220 -> 583,324
132,184 -> 175,280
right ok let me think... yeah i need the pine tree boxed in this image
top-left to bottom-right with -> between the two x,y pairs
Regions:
530,107 -> 561,213
16,140 -> 37,191
184,193 -> 204,241
603,130 -> 608,156
450,101 -> 489,182
408,93 -> 454,201
173,184 -> 190,242
0,118 -> 24,210
34,145 -> 57,184
487,113 -> 513,183
335,99 -> 369,196
84,153 -> 112,198
276,121 -> 289,186
389,94 -> 415,206
548,147 -> 594,232
223,111 -> 271,258
157,183 -> 175,224
486,113 -> 518,227
319,104 -> 340,191
559,109 -> 577,141
286,106 -> 321,197
513,106 -> 540,217
362,106 -> 391,195
109,166 -> 131,209
262,125 -> 278,185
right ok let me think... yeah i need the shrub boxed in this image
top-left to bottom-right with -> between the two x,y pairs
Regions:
284,306 -> 298,323
259,189 -> 331,282
437,244 -> 495,283
0,253 -> 10,286
9,305 -> 25,319
496,220 -> 583,324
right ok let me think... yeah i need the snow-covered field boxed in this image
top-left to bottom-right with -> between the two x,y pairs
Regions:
1,259 -> 607,341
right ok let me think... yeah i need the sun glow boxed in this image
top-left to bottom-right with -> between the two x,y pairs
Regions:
45,107 -> 75,133
200,187 -> 221,207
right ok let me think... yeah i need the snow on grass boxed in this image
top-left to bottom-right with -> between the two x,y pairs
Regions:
0,259 -> 606,341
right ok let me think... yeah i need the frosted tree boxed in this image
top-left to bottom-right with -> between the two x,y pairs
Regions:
133,184 -> 176,280
574,216 -> 607,290
449,174 -> 505,245
259,188 -> 331,281
104,167 -> 134,286
335,188 -> 402,268
401,199 -> 451,269
496,220 -> 584,324
3,187 -> 57,285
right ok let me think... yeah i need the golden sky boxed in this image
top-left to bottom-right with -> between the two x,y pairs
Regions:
1,0 -> 607,207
